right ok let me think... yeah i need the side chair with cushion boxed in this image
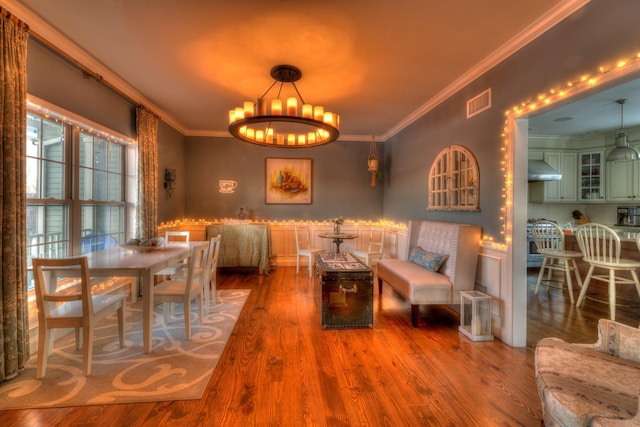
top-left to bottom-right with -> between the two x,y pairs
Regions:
154,230 -> 191,281
172,235 -> 221,311
206,234 -> 222,307
531,220 -> 582,304
154,243 -> 206,340
574,223 -> 640,320
33,256 -> 127,378
295,226 -> 323,277
352,227 -> 385,267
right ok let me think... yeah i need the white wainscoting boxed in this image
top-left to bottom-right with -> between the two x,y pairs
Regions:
478,242 -> 510,345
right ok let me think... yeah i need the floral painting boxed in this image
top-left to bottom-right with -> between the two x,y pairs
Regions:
265,158 -> 312,204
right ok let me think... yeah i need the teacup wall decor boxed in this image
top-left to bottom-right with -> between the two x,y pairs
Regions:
219,179 -> 238,193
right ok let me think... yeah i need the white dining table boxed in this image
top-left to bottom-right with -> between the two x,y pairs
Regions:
82,242 -> 204,353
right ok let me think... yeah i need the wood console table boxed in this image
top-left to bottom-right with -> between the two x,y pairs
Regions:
205,223 -> 271,275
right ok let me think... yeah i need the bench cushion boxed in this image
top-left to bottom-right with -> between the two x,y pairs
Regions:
377,259 -> 452,304
535,337 -> 640,426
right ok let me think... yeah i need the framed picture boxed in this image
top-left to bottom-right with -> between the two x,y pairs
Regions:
265,158 -> 312,204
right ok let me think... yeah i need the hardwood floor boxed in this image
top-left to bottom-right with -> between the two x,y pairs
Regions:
2,266 -> 638,426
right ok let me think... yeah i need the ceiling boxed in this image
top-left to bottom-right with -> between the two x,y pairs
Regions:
528,78 -> 640,138
6,0 -> 595,141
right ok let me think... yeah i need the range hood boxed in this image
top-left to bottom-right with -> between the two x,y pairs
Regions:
528,160 -> 562,182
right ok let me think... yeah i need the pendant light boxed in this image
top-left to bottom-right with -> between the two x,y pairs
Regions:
367,133 -> 379,187
606,99 -> 640,162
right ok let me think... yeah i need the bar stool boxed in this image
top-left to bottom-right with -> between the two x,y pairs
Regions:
575,223 -> 640,320
531,220 -> 582,304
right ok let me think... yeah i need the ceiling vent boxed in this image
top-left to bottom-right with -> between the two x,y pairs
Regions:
467,88 -> 492,118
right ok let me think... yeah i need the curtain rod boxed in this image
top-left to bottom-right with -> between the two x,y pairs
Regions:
0,7 -> 29,31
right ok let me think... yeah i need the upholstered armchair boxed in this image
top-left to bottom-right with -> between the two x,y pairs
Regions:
535,319 -> 640,426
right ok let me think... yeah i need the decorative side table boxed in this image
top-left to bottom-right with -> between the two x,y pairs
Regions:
458,290 -> 493,341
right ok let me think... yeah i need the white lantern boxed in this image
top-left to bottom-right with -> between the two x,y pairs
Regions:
459,291 -> 493,341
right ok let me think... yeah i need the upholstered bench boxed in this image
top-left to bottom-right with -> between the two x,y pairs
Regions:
535,319 -> 640,426
376,220 -> 481,327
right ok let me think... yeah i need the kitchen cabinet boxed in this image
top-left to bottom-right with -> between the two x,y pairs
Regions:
606,157 -> 640,201
532,152 -> 577,202
578,151 -> 605,202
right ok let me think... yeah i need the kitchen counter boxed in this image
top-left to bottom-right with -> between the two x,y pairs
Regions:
564,225 -> 640,242
610,226 -> 640,242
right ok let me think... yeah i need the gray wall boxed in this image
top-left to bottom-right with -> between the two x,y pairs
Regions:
382,0 -> 640,239
184,137 -> 383,221
157,121 -> 188,221
27,39 -> 135,139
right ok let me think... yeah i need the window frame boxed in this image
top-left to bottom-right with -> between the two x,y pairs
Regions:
428,145 -> 480,211
26,100 -> 137,286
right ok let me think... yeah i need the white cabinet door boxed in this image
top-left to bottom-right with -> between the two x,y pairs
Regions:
606,160 -> 638,202
544,152 -> 577,202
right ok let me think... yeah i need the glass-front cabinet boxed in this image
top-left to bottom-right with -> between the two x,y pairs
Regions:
579,151 -> 604,202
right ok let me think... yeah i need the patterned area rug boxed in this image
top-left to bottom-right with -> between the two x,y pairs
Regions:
0,289 -> 249,409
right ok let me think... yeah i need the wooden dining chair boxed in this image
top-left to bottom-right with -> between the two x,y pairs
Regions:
530,220 -> 582,304
32,256 -> 127,378
154,244 -> 206,340
575,223 -> 640,320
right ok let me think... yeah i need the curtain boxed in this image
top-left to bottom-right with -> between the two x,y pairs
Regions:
136,105 -> 159,239
0,10 -> 29,382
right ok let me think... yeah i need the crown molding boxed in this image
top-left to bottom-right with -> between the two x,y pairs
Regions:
384,0 -> 591,141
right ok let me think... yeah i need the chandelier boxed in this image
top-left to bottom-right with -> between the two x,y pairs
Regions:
228,65 -> 339,147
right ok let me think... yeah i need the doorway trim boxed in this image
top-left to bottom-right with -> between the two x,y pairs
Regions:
507,53 -> 640,346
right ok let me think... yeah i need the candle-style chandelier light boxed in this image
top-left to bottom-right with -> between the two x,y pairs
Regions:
228,65 -> 339,147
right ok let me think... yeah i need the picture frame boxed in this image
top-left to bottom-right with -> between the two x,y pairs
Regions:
265,158 -> 312,204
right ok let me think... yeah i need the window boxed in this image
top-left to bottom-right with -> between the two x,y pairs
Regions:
26,114 -> 70,261
78,131 -> 126,252
428,145 -> 480,211
26,109 -> 134,289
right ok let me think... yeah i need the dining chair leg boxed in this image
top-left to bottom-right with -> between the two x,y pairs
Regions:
296,255 -> 300,274
570,259 -> 583,289
546,257 -> 555,282
82,324 -> 93,376
118,305 -> 126,348
534,257 -> 548,295
163,303 -> 170,325
197,294 -> 204,324
563,259 -> 575,304
75,327 -> 81,350
203,282 -> 210,315
632,269 -> 640,299
576,266 -> 595,307
36,327 -> 50,379
609,269 -> 616,321
184,299 -> 192,340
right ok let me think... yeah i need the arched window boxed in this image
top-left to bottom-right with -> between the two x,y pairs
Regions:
428,145 -> 479,211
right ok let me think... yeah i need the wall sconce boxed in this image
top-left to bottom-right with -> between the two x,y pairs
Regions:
164,168 -> 176,198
